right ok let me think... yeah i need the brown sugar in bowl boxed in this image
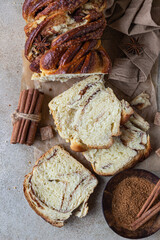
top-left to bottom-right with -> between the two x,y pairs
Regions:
102,169 -> 160,239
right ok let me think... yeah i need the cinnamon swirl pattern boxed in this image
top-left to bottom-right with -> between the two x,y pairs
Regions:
22,0 -> 110,77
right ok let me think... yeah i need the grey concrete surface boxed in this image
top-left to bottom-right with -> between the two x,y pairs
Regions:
0,1 -> 160,240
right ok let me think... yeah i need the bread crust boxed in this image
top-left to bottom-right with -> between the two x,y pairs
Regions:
121,111 -> 134,125
40,39 -> 110,75
90,135 -> 151,176
23,174 -> 64,227
23,0 -> 89,22
23,146 -> 98,227
70,140 -> 88,152
121,100 -> 134,125
70,137 -> 115,152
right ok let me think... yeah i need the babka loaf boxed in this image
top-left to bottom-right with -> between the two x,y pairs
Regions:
22,0 -> 110,81
23,145 -> 98,227
49,75 -> 133,152
83,113 -> 151,176
23,0 -> 107,22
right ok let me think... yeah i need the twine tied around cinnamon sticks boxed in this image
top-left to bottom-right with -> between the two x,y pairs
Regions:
11,89 -> 44,145
11,110 -> 41,125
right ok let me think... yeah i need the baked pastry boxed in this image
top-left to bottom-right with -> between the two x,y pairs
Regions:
39,39 -> 110,75
129,112 -> 150,131
131,92 -> 151,110
23,0 -> 107,22
83,113 -> 151,176
23,145 -> 98,227
22,0 -> 110,81
49,75 -> 133,152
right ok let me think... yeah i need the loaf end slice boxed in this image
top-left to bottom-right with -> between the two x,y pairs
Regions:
23,146 -> 98,227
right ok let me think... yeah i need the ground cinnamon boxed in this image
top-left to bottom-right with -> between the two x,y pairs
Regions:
112,176 -> 156,230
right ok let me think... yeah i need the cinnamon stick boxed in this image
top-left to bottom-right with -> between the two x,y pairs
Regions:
26,93 -> 44,146
131,202 -> 160,231
19,89 -> 39,144
137,180 -> 160,218
11,90 -> 28,144
17,89 -> 34,143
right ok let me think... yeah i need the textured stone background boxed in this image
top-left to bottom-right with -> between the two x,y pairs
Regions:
0,1 -> 160,240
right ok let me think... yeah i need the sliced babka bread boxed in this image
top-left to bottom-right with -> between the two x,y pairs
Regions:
83,113 -> 151,176
23,146 -> 98,227
49,75 -> 133,152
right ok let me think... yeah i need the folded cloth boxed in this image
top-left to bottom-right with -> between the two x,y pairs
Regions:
104,0 -> 160,100
115,31 -> 160,83
106,0 -> 160,35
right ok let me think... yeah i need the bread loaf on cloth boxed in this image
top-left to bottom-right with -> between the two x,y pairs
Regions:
49,75 -> 133,152
23,145 -> 98,227
83,113 -> 151,176
22,0 -> 110,82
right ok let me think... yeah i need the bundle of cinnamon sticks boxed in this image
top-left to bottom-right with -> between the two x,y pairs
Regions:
131,180 -> 160,231
11,89 -> 44,145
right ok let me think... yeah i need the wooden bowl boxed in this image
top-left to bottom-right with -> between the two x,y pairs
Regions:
102,169 -> 160,239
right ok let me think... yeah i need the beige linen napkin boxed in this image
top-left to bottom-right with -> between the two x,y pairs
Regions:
104,0 -> 160,98
106,0 -> 160,35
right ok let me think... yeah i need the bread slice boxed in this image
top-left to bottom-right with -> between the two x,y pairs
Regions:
31,72 -> 105,82
83,114 -> 151,176
49,75 -> 133,152
23,146 -> 98,227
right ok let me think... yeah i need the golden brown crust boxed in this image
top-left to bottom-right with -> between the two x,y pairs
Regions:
121,112 -> 134,125
70,137 -> 115,152
40,39 -> 110,75
36,0 -> 89,19
70,140 -> 88,152
25,15 -> 107,70
120,101 -> 134,125
51,16 -> 106,48
22,0 -> 53,22
22,0 -> 88,22
23,0 -> 107,22
144,135 -> 152,158
90,135 -> 152,176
